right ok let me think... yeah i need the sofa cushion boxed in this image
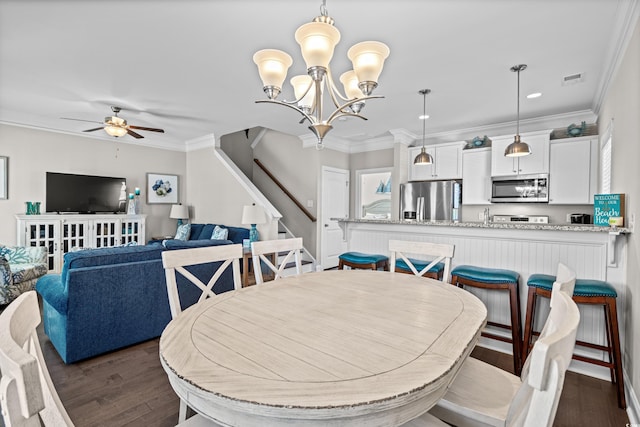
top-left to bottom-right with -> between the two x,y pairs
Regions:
60,243 -> 164,284
175,223 -> 191,241
225,226 -> 250,245
163,239 -> 233,250
211,225 -> 229,240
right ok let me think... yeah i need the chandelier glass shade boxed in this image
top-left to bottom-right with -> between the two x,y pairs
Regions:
505,64 -> 532,157
414,89 -> 433,165
253,1 -> 389,148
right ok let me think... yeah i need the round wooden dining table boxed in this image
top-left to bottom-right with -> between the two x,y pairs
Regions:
159,270 -> 487,426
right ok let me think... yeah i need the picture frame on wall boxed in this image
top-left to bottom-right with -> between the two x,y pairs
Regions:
0,156 -> 7,200
146,173 -> 178,204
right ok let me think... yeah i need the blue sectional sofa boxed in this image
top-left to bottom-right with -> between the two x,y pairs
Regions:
36,223 -> 248,364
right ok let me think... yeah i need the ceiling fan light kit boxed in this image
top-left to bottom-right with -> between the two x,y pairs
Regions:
63,105 -> 165,140
253,0 -> 389,149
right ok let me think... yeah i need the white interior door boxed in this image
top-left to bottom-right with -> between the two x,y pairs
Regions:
321,167 -> 349,269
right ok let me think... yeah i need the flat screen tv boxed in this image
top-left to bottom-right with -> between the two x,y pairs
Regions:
46,172 -> 127,214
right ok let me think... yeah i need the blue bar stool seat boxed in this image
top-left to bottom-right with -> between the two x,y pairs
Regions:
395,258 -> 445,280
338,252 -> 389,271
523,274 -> 626,408
451,265 -> 523,375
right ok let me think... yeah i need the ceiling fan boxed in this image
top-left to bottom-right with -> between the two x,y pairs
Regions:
61,106 -> 164,139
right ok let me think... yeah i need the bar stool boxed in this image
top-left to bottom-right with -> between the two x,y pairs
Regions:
523,274 -> 626,409
394,258 -> 444,280
338,252 -> 389,271
451,265 -> 523,375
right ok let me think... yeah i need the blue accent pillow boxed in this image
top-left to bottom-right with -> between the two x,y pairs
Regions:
175,223 -> 191,241
211,225 -> 229,240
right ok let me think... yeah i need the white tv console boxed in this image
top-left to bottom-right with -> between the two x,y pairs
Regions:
16,214 -> 146,273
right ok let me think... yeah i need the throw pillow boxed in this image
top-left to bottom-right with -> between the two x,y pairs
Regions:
211,225 -> 229,240
174,223 -> 191,241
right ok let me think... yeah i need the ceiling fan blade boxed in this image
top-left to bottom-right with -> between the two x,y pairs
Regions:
61,117 -> 104,124
127,129 -> 144,139
129,125 -> 165,133
83,127 -> 104,132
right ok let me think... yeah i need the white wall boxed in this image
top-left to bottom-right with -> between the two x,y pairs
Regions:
0,124 -> 186,244
599,15 -> 640,415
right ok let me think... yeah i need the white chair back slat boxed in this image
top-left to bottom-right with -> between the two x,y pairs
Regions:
162,244 -> 243,319
507,285 -> 580,427
0,291 -> 74,426
251,238 -> 303,285
389,240 -> 455,283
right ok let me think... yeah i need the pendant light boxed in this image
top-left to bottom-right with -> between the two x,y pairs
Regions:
505,64 -> 531,157
414,89 -> 433,165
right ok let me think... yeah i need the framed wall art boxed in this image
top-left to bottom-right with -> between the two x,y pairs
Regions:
0,156 -> 7,200
146,173 -> 178,204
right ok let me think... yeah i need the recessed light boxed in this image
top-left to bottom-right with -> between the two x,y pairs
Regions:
419,114 -> 429,120
527,92 -> 542,99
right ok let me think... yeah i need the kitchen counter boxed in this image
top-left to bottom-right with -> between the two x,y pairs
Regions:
332,216 -> 629,383
334,218 -> 631,234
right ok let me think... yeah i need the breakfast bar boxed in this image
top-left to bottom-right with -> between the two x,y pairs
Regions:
335,218 -> 630,381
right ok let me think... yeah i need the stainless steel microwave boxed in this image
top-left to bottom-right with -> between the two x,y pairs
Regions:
491,173 -> 549,203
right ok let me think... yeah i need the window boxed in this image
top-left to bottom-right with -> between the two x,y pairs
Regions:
355,168 -> 392,219
600,120 -> 613,194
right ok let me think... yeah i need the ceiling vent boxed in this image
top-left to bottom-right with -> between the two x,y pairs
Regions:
562,72 -> 585,86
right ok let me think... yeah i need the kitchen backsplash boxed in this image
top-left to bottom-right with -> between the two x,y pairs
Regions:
460,203 -> 594,225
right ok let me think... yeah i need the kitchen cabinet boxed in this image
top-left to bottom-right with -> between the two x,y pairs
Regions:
491,130 -> 551,177
408,142 -> 464,181
549,136 -> 598,204
462,147 -> 491,205
16,214 -> 146,272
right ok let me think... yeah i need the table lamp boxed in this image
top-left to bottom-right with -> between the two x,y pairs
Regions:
169,204 -> 189,226
242,204 -> 266,242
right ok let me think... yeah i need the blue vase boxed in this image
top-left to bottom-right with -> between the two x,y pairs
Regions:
249,224 -> 259,242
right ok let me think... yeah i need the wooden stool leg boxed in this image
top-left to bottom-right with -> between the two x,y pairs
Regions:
603,305 -> 615,383
605,296 -> 626,409
509,283 -> 523,376
522,286 -> 538,363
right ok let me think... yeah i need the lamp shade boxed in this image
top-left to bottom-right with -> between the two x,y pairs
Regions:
291,75 -> 315,109
339,70 -> 363,99
253,49 -> 293,91
169,204 -> 189,220
504,134 -> 532,157
295,21 -> 341,70
241,204 -> 266,225
104,125 -> 127,137
348,41 -> 390,85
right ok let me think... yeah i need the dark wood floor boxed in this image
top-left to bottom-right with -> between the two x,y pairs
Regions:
38,325 -> 630,427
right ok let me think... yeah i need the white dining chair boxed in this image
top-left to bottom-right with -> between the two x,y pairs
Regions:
389,240 -> 455,282
162,244 -> 242,423
251,237 -> 303,285
0,291 -> 75,426
409,263 -> 580,427
162,244 -> 242,319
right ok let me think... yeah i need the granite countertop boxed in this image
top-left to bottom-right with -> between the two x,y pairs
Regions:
334,218 -> 631,233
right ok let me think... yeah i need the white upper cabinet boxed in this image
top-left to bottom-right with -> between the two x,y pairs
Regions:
462,147 -> 491,205
549,136 -> 598,204
491,130 -> 551,177
408,142 -> 465,181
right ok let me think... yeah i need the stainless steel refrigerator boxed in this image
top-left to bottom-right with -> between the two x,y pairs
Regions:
399,180 -> 461,221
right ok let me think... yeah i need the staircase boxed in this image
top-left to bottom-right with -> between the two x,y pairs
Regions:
277,222 -> 317,276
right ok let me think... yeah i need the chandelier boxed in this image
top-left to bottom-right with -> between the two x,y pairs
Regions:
252,0 -> 390,149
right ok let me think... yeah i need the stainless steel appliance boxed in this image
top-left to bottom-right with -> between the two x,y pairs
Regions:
492,214 -> 549,224
400,180 -> 461,221
570,213 -> 591,224
491,173 -> 549,203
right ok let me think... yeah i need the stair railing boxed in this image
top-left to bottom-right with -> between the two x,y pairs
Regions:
254,159 -> 317,222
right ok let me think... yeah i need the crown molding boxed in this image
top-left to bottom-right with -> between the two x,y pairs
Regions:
185,133 -> 216,151
592,0 -> 640,116
0,120 -> 187,152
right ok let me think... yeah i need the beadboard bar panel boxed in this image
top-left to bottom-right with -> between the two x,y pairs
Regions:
340,220 -> 628,380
